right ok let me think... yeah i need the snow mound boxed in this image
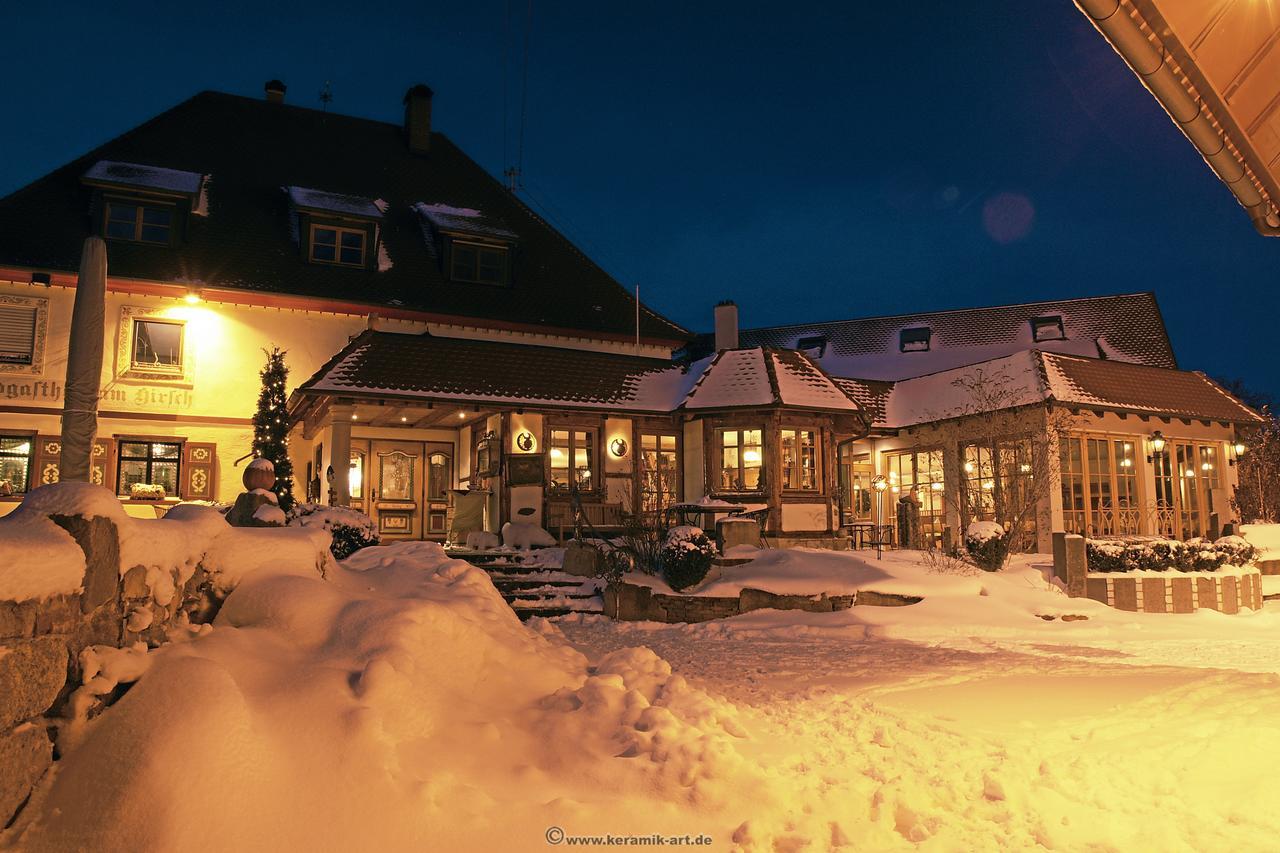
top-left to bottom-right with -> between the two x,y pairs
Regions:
0,513 -> 86,601
6,541 -> 770,849
501,520 -> 556,550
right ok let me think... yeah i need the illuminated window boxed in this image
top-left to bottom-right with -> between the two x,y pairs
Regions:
349,451 -> 364,500
640,433 -> 679,514
310,224 -> 367,267
104,200 -> 173,244
117,441 -> 181,497
0,435 -> 34,495
131,319 -> 184,372
428,452 -> 452,500
549,429 -> 595,491
781,429 -> 817,490
450,241 -> 508,285
718,428 -> 764,491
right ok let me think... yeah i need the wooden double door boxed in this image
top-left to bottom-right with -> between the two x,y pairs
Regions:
349,439 -> 454,539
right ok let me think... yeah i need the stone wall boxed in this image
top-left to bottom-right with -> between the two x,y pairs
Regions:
1053,531 -> 1265,614
603,581 -> 917,623
0,514 -> 219,828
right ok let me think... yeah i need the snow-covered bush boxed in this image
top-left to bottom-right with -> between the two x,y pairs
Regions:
964,521 -> 1007,572
287,503 -> 379,559
661,525 -> 717,591
1213,535 -> 1260,567
1084,536 -> 1256,573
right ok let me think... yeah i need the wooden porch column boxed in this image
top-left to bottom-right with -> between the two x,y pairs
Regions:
330,402 -> 353,507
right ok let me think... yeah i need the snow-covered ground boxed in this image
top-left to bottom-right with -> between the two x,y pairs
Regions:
7,537 -> 1280,851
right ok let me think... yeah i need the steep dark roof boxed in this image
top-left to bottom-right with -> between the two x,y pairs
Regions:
0,90 -> 688,343
698,293 -> 1177,381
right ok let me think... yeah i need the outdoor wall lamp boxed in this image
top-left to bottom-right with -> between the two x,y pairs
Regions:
609,438 -> 628,457
515,431 -> 535,451
1231,439 -> 1247,466
1147,431 -> 1166,462
872,474 -> 888,492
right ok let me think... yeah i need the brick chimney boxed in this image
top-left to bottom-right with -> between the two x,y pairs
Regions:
264,80 -> 286,103
714,300 -> 739,351
403,84 -> 434,154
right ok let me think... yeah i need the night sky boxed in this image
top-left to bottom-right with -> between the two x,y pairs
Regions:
2,1 -> 1276,396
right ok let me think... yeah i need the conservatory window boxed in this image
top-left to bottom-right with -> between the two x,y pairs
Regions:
549,429 -> 595,491
640,433 -> 679,514
781,429 -> 817,490
718,428 -> 763,491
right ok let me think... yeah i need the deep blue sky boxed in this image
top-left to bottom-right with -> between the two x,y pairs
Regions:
2,1 -> 1276,396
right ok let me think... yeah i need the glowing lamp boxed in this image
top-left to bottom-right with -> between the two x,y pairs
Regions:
743,449 -> 761,464
183,289 -> 202,305
1147,431 -> 1166,463
872,475 -> 888,492
609,438 -> 628,457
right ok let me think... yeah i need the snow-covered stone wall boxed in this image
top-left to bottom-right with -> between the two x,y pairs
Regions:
0,483 -> 332,826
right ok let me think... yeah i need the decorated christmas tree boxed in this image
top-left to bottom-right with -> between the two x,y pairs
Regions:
251,347 -> 296,511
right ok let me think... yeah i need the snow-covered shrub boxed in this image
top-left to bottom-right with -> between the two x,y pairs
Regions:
287,503 -> 380,560
964,521 -> 1007,572
1084,536 -> 1251,573
661,525 -> 717,591
1213,535 -> 1259,567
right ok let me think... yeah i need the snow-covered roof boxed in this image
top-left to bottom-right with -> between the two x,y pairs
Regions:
294,337 -> 866,417
864,349 -> 1261,429
82,160 -> 204,196
729,293 -> 1176,381
683,347 -> 862,412
414,202 -> 519,241
287,186 -> 385,219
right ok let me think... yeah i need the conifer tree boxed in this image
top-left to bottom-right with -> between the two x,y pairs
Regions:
251,347 -> 296,511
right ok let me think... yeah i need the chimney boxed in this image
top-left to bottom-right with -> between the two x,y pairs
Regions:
264,80 -> 286,103
403,84 -> 434,154
714,300 -> 739,351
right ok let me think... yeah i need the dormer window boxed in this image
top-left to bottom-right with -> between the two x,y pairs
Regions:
415,203 -> 518,286
1031,315 -> 1065,342
796,335 -> 828,357
105,200 -> 174,245
309,224 -> 367,267
288,187 -> 384,271
83,161 -> 207,247
449,241 -> 508,285
900,327 -> 931,353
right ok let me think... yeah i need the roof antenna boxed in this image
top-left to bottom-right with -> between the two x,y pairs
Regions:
319,80 -> 333,112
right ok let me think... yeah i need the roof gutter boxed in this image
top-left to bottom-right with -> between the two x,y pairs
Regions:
1075,0 -> 1280,236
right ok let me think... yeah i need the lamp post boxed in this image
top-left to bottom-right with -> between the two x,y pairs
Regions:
872,474 -> 889,560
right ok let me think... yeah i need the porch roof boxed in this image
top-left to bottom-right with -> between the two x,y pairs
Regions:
291,333 -> 873,419
291,329 -> 704,414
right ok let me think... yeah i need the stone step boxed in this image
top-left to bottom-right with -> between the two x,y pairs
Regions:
513,604 -> 604,621
491,578 -> 587,591
502,590 -> 599,603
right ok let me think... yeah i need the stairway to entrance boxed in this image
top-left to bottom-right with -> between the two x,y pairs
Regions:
446,549 -> 604,620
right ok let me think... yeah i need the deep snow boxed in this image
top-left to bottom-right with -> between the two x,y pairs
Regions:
6,536 -> 1280,851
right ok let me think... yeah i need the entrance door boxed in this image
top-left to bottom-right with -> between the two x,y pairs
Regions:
424,442 -> 453,539
370,440 -> 424,539
837,442 -> 874,527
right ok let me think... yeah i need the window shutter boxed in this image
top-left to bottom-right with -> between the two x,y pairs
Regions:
182,442 -> 217,500
34,435 -> 62,486
92,437 -> 115,490
0,305 -> 37,364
